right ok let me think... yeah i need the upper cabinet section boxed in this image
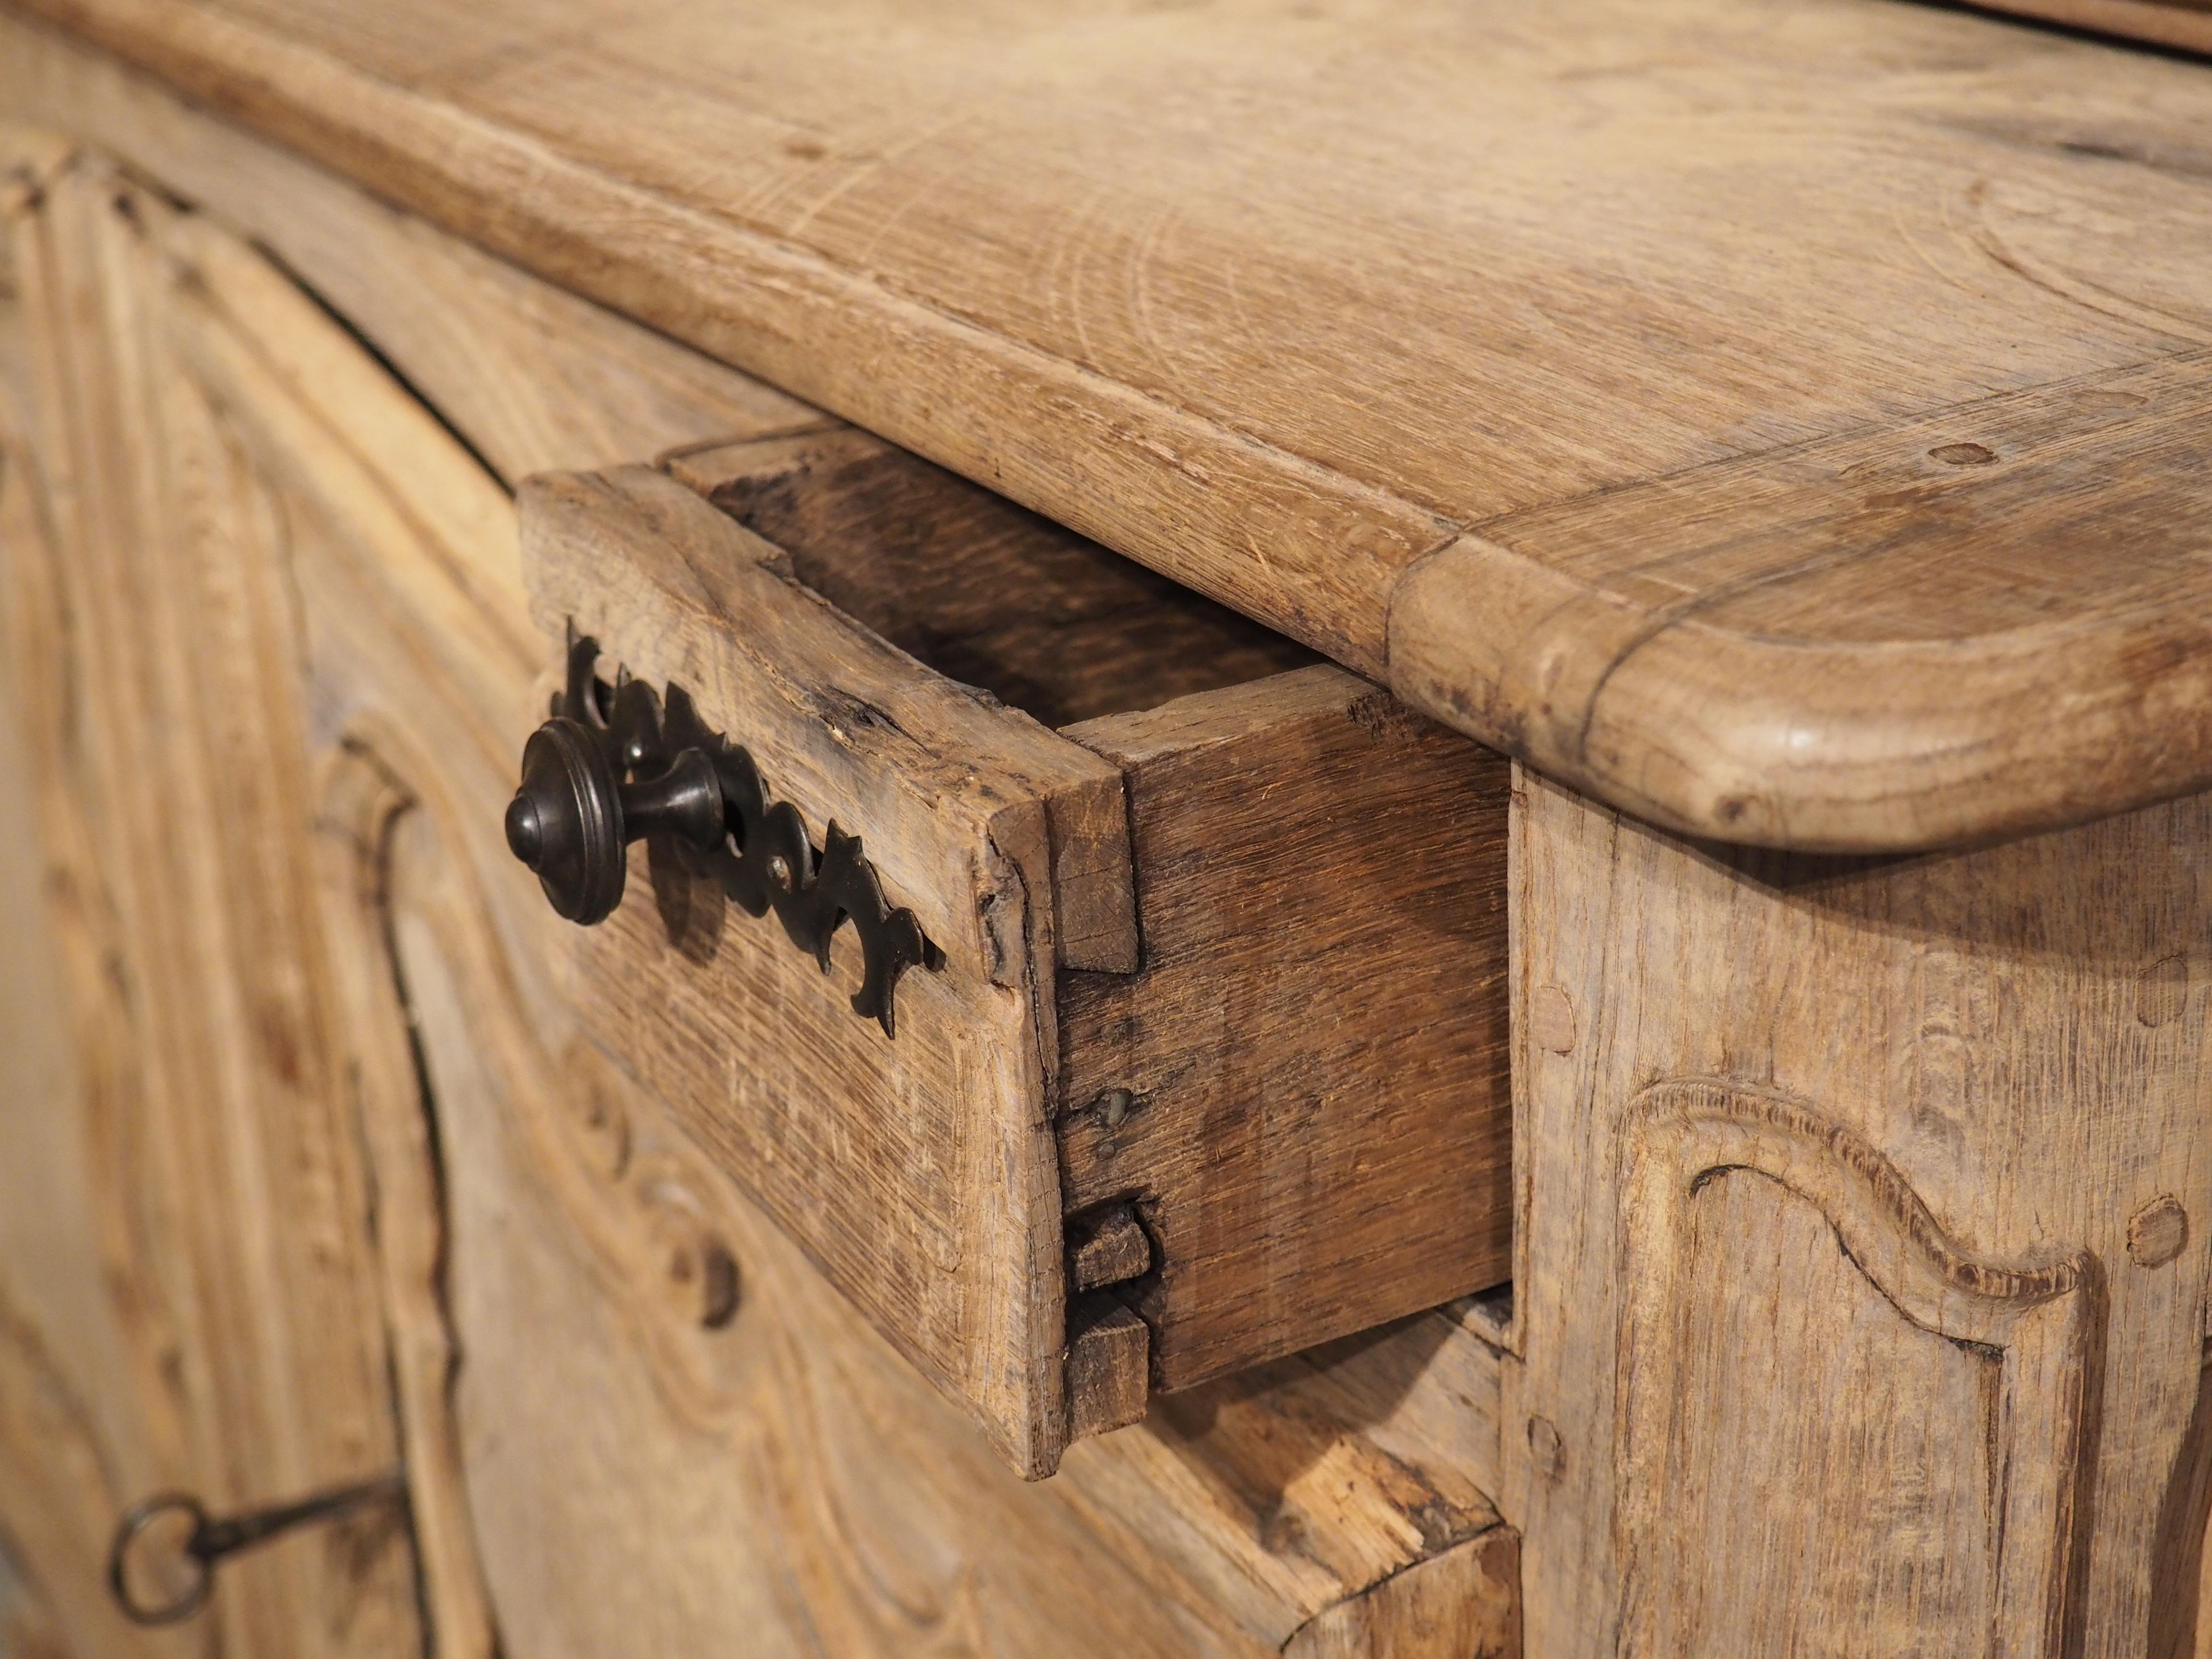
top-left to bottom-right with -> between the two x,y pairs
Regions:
7,0 -> 2212,851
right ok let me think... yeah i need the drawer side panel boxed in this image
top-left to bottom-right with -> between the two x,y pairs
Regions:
1060,667 -> 1512,1389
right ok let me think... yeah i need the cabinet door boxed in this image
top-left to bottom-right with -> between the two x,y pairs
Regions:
1,118 -> 1520,1659
0,142 -> 441,1654
0,135 -> 1248,1659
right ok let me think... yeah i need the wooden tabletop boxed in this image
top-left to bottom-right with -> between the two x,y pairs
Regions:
20,0 -> 2212,849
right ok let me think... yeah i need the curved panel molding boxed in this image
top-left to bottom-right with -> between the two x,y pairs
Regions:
1617,1078 -> 2103,1659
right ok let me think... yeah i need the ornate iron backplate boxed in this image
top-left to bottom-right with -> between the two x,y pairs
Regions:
533,631 -> 939,1037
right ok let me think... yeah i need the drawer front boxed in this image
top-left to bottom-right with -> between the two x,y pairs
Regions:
523,466 -> 1113,1477
517,444 -> 1511,1477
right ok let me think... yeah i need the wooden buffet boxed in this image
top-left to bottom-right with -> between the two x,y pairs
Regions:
2,0 -> 2211,1652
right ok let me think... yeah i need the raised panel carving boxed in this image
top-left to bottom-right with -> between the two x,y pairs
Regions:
1618,1079 -> 2101,1659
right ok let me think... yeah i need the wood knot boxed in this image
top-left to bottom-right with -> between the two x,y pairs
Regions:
2128,1194 -> 2188,1269
1927,442 -> 1997,467
2137,954 -> 2189,1028
667,1234 -> 742,1328
1531,985 -> 1576,1056
1527,1415 -> 1566,1482
638,1176 -> 742,1327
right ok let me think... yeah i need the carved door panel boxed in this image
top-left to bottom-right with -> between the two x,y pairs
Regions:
0,124 -> 1355,1659
3,125 -> 1523,1659
1617,1083 -> 2097,1659
214,133 -> 1360,1659
1512,767 -> 2212,1659
0,140 -> 433,1653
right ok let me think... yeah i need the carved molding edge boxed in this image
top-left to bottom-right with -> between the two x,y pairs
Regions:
1615,1077 -> 2103,1659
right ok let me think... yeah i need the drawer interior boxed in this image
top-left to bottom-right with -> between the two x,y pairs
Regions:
666,428 -> 1317,728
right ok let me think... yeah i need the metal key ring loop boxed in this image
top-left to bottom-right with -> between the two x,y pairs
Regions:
107,1492 -> 215,1626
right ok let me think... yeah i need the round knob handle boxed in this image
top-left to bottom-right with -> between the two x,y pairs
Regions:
507,715 -> 627,924
507,719 -> 729,926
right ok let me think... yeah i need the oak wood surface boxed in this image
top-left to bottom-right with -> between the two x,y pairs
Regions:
1508,761 -> 2212,1657
1,109 -> 1526,1656
386,809 -> 1519,1657
1059,666 -> 1514,1391
1965,0 -> 2212,53
1282,1528 -> 1520,1659
664,427 -> 1315,734
524,463 -> 1147,1476
0,9 -> 827,487
546,442 -> 1514,1440
9,0 -> 2212,849
144,131 -> 1525,1649
0,144 -> 426,1656
662,425 -> 1312,975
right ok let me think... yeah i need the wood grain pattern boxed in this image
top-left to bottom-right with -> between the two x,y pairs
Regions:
1618,1082 -> 2098,1656
525,464 -> 1154,1475
1964,0 -> 2212,55
554,450 -> 1513,1439
662,426 -> 1311,974
1283,1528 -> 1520,1659
0,145 -> 423,1657
1509,762 -> 2212,1659
1390,356 -> 2212,850
11,0 -> 2212,847
1065,1299 -> 1151,1442
229,276 -> 1523,1644
1067,1202 -> 1152,1294
313,750 -> 501,1659
1059,667 -> 1514,1390
385,789 -> 1519,1657
349,634 -> 1520,1656
0,15 -> 825,486
0,203 -> 169,1659
2,120 -> 1525,1657
663,428 -> 1315,737
0,538 -> 179,1659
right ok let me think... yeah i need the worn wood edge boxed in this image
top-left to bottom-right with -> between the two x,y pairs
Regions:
1048,1301 -> 1510,1646
656,429 -> 1142,976
312,740 -> 501,1659
519,465 -> 1128,973
1280,1526 -> 1521,1659
1044,769 -> 1140,975
1066,1297 -> 1150,1442
1961,0 -> 2212,53
1388,531 -> 2212,853
1068,1202 -> 1152,1295
1063,661 -> 1513,1387
0,16 -> 836,482
0,0 -> 1451,676
17,3 -> 2212,860
1269,1308 -> 1511,1532
523,468 -> 1078,1475
1062,661 -> 1390,769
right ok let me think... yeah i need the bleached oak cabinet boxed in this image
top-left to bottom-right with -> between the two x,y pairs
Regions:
3,1 -> 2212,1655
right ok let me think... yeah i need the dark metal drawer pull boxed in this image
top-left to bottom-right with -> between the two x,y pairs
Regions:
506,631 -> 938,1037
108,1471 -> 405,1625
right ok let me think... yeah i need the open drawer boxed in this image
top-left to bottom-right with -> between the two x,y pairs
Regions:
512,434 -> 1510,1477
